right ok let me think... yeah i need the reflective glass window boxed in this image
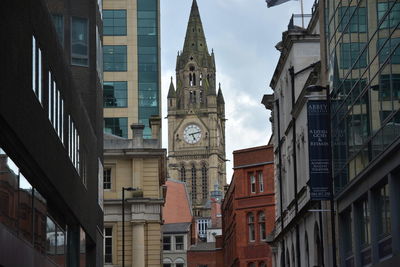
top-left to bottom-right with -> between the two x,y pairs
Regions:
378,38 -> 400,64
103,45 -> 127,71
71,17 -> 88,66
103,10 -> 126,36
338,6 -> 367,33
138,0 -> 159,139
340,42 -> 367,69
103,81 -> 128,107
104,117 -> 128,138
378,2 -> 400,29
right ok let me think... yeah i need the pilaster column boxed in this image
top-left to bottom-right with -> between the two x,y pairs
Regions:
131,222 -> 145,267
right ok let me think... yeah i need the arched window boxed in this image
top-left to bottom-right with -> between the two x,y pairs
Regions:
189,73 -> 193,86
193,73 -> 196,86
191,164 -> 197,203
201,164 -> 208,200
248,213 -> 255,242
259,262 -> 266,267
199,90 -> 203,103
180,165 -> 186,182
199,73 -> 203,86
248,263 -> 255,267
258,211 -> 266,241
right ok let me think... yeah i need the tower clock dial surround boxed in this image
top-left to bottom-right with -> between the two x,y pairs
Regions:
183,124 -> 202,144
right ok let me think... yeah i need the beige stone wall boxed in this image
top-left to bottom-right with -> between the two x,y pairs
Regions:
104,154 -> 164,267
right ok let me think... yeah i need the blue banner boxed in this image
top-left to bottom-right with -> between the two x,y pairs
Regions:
307,100 -> 331,200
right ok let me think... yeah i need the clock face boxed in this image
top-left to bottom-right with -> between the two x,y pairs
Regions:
183,124 -> 202,144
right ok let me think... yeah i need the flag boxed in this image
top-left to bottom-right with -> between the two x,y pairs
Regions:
266,0 -> 297,8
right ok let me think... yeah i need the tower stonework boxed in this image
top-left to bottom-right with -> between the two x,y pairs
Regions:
167,0 -> 226,217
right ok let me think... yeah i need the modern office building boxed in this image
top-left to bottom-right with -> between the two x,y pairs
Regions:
0,0 -> 104,266
222,145 -> 275,267
321,0 -> 400,266
103,0 -> 160,139
103,122 -> 166,267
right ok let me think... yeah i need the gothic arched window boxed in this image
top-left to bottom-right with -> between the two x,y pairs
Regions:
189,73 -> 193,86
180,165 -> 186,182
199,73 -> 203,86
193,73 -> 196,86
191,164 -> 197,202
201,164 -> 208,200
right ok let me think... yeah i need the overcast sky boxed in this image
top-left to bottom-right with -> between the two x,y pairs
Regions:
160,0 -> 316,182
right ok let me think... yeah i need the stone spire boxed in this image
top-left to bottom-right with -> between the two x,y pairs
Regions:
167,77 -> 176,98
182,0 -> 209,55
217,83 -> 225,104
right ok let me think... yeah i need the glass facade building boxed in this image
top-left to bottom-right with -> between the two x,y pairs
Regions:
325,1 -> 400,266
328,0 -> 400,190
137,0 -> 159,138
102,0 -> 160,139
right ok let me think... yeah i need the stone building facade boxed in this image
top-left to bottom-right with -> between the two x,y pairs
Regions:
103,123 -> 166,267
262,3 -> 334,267
167,0 -> 227,221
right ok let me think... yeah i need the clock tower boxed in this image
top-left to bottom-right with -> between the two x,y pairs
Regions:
167,0 -> 226,217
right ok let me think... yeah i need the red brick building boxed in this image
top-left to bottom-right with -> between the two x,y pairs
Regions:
222,145 -> 275,267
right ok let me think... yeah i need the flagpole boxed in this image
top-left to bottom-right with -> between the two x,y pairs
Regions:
300,0 -> 304,28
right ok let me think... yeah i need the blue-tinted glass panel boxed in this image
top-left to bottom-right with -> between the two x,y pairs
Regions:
138,11 -> 156,19
103,10 -> 127,36
138,0 -> 159,139
104,81 -> 128,107
338,6 -> 367,33
137,0 -> 157,10
139,90 -> 158,107
378,2 -> 400,29
378,38 -> 400,64
103,45 -> 127,71
340,42 -> 367,69
379,74 -> 400,101
71,17 -> 88,66
104,117 -> 128,138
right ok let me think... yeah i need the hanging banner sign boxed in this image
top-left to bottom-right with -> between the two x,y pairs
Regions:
307,100 -> 331,200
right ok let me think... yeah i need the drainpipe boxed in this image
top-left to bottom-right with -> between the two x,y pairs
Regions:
276,99 -> 285,267
289,66 -> 301,267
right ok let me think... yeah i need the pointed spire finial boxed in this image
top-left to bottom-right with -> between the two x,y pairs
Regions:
219,82 -> 221,89
168,77 -> 176,98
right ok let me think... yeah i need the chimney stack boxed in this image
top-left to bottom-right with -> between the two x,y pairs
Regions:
131,124 -> 144,148
149,115 -> 161,142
